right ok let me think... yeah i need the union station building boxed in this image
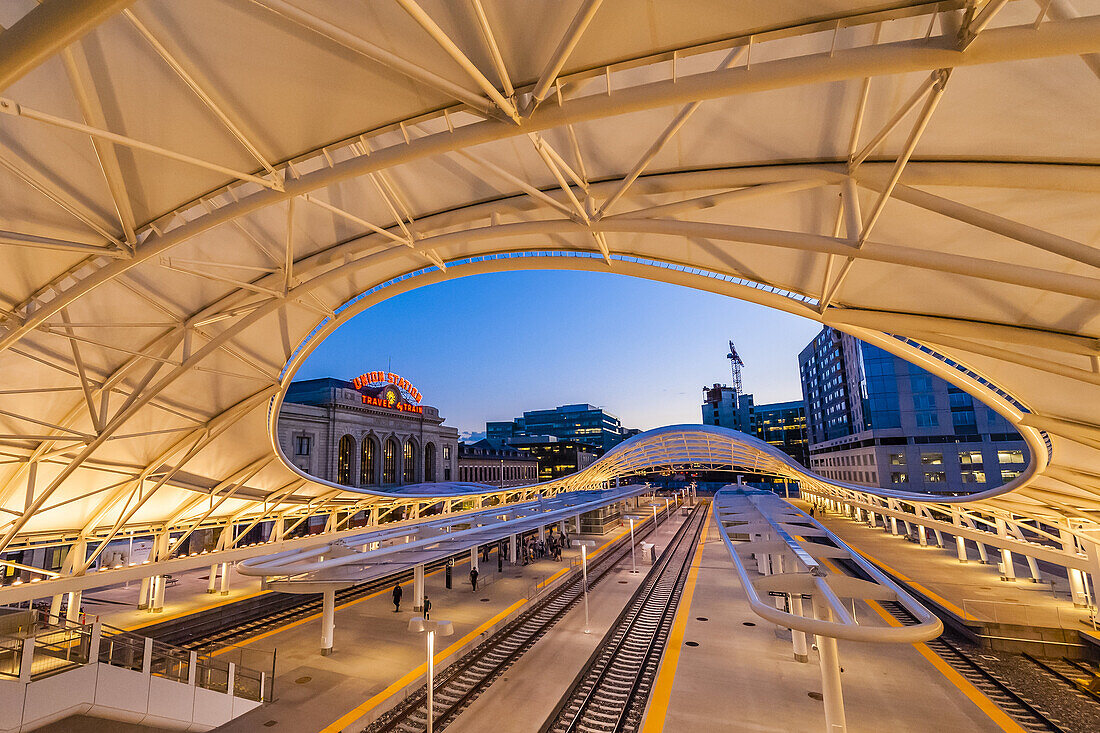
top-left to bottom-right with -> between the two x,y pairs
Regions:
278,376 -> 459,488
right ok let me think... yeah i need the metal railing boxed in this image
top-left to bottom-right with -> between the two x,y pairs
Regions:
0,611 -> 273,701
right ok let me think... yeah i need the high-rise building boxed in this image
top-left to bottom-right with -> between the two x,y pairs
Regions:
798,326 -> 1028,494
509,437 -> 600,481
487,404 -> 628,453
701,387 -> 808,467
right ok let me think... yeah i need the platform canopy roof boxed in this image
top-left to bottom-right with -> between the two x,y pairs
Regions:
0,0 -> 1098,558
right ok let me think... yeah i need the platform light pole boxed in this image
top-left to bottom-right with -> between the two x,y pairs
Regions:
408,616 -> 454,733
629,518 -> 638,574
581,543 -> 590,634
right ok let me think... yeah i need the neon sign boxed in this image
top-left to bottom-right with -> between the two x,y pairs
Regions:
351,370 -> 423,407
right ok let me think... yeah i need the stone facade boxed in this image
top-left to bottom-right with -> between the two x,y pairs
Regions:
278,378 -> 458,487
458,439 -> 539,488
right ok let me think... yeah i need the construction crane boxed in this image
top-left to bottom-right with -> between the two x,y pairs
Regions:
727,340 -> 745,397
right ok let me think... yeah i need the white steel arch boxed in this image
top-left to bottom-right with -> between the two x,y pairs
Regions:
0,1 -> 1097,594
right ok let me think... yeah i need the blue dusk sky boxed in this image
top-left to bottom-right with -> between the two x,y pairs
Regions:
294,271 -> 822,439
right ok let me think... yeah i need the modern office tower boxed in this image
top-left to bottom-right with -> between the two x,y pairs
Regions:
509,437 -> 600,481
486,404 -> 628,453
702,387 -> 809,467
799,327 -> 1028,494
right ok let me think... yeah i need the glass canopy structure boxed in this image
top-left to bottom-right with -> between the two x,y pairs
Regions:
0,1 -> 1097,600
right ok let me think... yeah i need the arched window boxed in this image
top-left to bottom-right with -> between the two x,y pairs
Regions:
403,440 -> 416,483
337,435 -> 355,485
424,443 -> 436,482
383,439 -> 397,484
361,438 -> 376,485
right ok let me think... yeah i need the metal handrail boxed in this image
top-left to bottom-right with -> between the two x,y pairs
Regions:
713,489 -> 942,643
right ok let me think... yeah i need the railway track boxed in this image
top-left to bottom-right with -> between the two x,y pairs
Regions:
365,504 -> 685,733
537,506 -> 705,733
879,600 -> 1070,733
1021,653 -> 1100,706
140,550 -> 481,652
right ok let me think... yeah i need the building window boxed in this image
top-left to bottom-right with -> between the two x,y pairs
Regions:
924,471 -> 947,483
295,435 -> 311,456
997,449 -> 1024,464
915,412 -> 939,428
383,439 -> 397,484
1001,469 -> 1022,482
337,435 -> 355,485
404,440 -> 416,483
425,443 -> 436,482
959,450 -> 983,465
961,470 -> 986,483
920,452 -> 943,465
361,438 -> 376,485
443,445 -> 451,460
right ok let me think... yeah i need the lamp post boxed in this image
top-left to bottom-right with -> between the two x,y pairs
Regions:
652,504 -> 657,526
408,616 -> 455,733
629,518 -> 638,574
573,539 -> 605,635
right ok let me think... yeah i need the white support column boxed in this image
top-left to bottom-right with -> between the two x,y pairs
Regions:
812,594 -> 847,733
414,564 -> 425,612
889,516 -> 899,536
49,594 -> 63,622
207,564 -> 219,593
1080,530 -> 1100,611
65,590 -> 82,622
1024,554 -> 1041,583
995,518 -> 1015,580
867,511 -> 877,528
152,573 -> 166,612
917,524 -> 928,547
510,534 -> 519,563
538,524 -> 546,543
790,594 -> 809,663
1061,527 -> 1088,607
138,576 -> 151,610
220,562 -> 230,595
320,588 -> 335,655
932,527 -> 945,548
470,546 -> 479,573
574,514 -> 581,532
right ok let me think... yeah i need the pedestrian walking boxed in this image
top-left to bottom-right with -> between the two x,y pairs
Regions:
392,583 -> 402,613
470,567 -> 479,592
423,595 -> 432,620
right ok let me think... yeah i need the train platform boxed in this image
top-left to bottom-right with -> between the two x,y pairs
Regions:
802,500 -> 1098,657
443,508 -> 693,733
214,511 -> 675,733
647,511 -> 1007,733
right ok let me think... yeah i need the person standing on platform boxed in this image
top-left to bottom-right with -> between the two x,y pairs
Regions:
470,567 -> 479,592
423,595 -> 432,620
392,583 -> 402,613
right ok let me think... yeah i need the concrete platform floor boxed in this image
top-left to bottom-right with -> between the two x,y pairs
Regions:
445,509 -> 693,733
646,512 -> 1006,733
216,516 -> 663,733
805,500 -> 1094,636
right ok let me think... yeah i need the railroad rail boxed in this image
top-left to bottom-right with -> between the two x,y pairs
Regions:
365,504 -> 682,733
538,505 -> 706,733
1021,653 -> 1100,706
139,551 -> 479,652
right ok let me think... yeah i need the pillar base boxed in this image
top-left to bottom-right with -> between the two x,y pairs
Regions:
1074,602 -> 1089,609
321,647 -> 332,656
794,653 -> 809,663
413,605 -> 423,613
957,559 -> 968,564
152,607 -> 163,613
206,589 -> 218,594
137,603 -> 148,610
220,591 -> 229,596
1028,578 -> 1040,583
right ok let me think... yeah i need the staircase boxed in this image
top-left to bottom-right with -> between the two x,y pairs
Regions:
0,609 -> 270,732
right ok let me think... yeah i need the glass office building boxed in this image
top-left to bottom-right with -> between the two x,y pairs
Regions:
487,404 -> 628,453
798,327 -> 1028,495
702,388 -> 809,467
